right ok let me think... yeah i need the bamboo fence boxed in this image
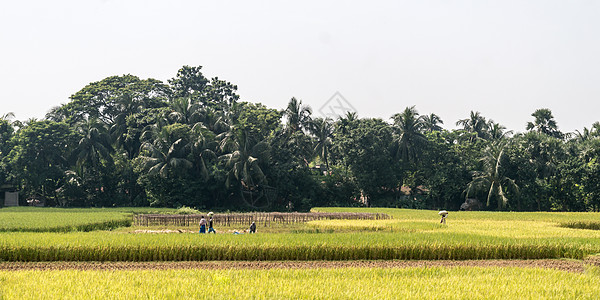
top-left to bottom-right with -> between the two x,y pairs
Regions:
133,212 -> 391,227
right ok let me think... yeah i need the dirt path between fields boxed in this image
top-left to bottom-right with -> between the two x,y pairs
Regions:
0,259 -> 595,273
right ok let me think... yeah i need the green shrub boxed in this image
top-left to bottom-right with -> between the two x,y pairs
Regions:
175,206 -> 201,215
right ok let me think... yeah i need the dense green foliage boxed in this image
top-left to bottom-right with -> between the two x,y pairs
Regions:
2,65 -> 600,211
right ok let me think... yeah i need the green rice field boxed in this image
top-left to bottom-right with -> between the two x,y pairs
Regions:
0,207 -> 175,232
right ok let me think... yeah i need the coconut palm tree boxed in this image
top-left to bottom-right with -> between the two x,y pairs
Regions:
487,120 -> 512,141
421,113 -> 444,133
391,106 -> 426,163
109,93 -> 147,159
309,117 -> 334,171
574,127 -> 592,143
190,127 -> 217,181
576,122 -> 600,142
335,111 -> 358,136
592,122 -> 600,137
192,106 -> 230,135
217,126 -> 274,208
71,118 -> 114,173
465,142 -> 519,209
283,97 -> 312,134
0,112 -> 15,121
217,128 -> 268,190
456,111 -> 489,141
138,125 -> 193,178
168,97 -> 203,125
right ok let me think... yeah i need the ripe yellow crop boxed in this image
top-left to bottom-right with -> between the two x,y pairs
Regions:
1,207 -> 600,262
2,267 -> 600,299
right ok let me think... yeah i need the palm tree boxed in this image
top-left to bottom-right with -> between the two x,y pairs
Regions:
192,106 -> 230,135
138,125 -> 193,178
217,127 -> 274,208
592,122 -> 600,137
465,142 -> 519,209
574,127 -> 592,143
190,127 -> 217,181
526,108 -> 562,139
168,97 -> 203,125
487,120 -> 512,141
45,106 -> 68,122
110,93 -> 146,159
391,106 -> 426,163
421,113 -> 444,133
0,112 -> 15,121
71,118 -> 114,173
335,111 -> 358,136
576,122 -> 600,142
218,128 -> 268,190
283,97 -> 312,134
309,117 -> 334,171
456,111 -> 488,141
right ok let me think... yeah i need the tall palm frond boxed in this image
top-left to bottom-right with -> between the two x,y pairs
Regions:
391,106 -> 426,163
218,128 -> 268,189
71,118 -> 114,173
283,97 -> 312,134
309,117 -> 334,170
422,113 -> 444,133
487,120 -> 512,141
465,142 -> 519,209
456,111 -> 488,141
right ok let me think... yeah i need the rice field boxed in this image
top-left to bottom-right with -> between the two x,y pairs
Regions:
1,207 -> 600,261
2,267 -> 600,299
2,207 -> 600,299
0,207 -> 175,232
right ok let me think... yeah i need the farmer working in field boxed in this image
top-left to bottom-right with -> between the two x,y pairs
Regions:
439,210 -> 448,224
199,216 -> 207,233
208,214 -> 216,234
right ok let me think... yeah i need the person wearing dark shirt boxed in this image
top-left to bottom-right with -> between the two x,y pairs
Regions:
208,217 -> 216,234
249,221 -> 256,233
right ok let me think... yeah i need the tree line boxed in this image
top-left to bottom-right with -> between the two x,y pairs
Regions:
1,65 -> 600,211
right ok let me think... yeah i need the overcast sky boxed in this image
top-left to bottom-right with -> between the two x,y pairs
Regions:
1,0 -> 599,133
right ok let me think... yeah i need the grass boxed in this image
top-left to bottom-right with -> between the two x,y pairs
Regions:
2,267 -> 600,299
0,207 -> 176,232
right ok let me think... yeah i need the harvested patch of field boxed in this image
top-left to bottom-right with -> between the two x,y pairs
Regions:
133,229 -> 196,234
0,259 -> 587,273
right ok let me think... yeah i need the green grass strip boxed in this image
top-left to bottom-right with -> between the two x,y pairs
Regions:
0,243 -> 586,262
0,219 -> 131,233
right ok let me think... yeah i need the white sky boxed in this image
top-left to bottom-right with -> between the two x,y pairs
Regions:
1,0 -> 599,133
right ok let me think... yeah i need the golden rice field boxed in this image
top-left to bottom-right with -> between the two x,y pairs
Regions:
2,207 -> 600,299
2,267 -> 600,299
1,207 -> 600,261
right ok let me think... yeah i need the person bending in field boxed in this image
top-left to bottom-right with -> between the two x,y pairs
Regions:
207,216 -> 216,234
249,221 -> 256,233
199,216 -> 207,234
